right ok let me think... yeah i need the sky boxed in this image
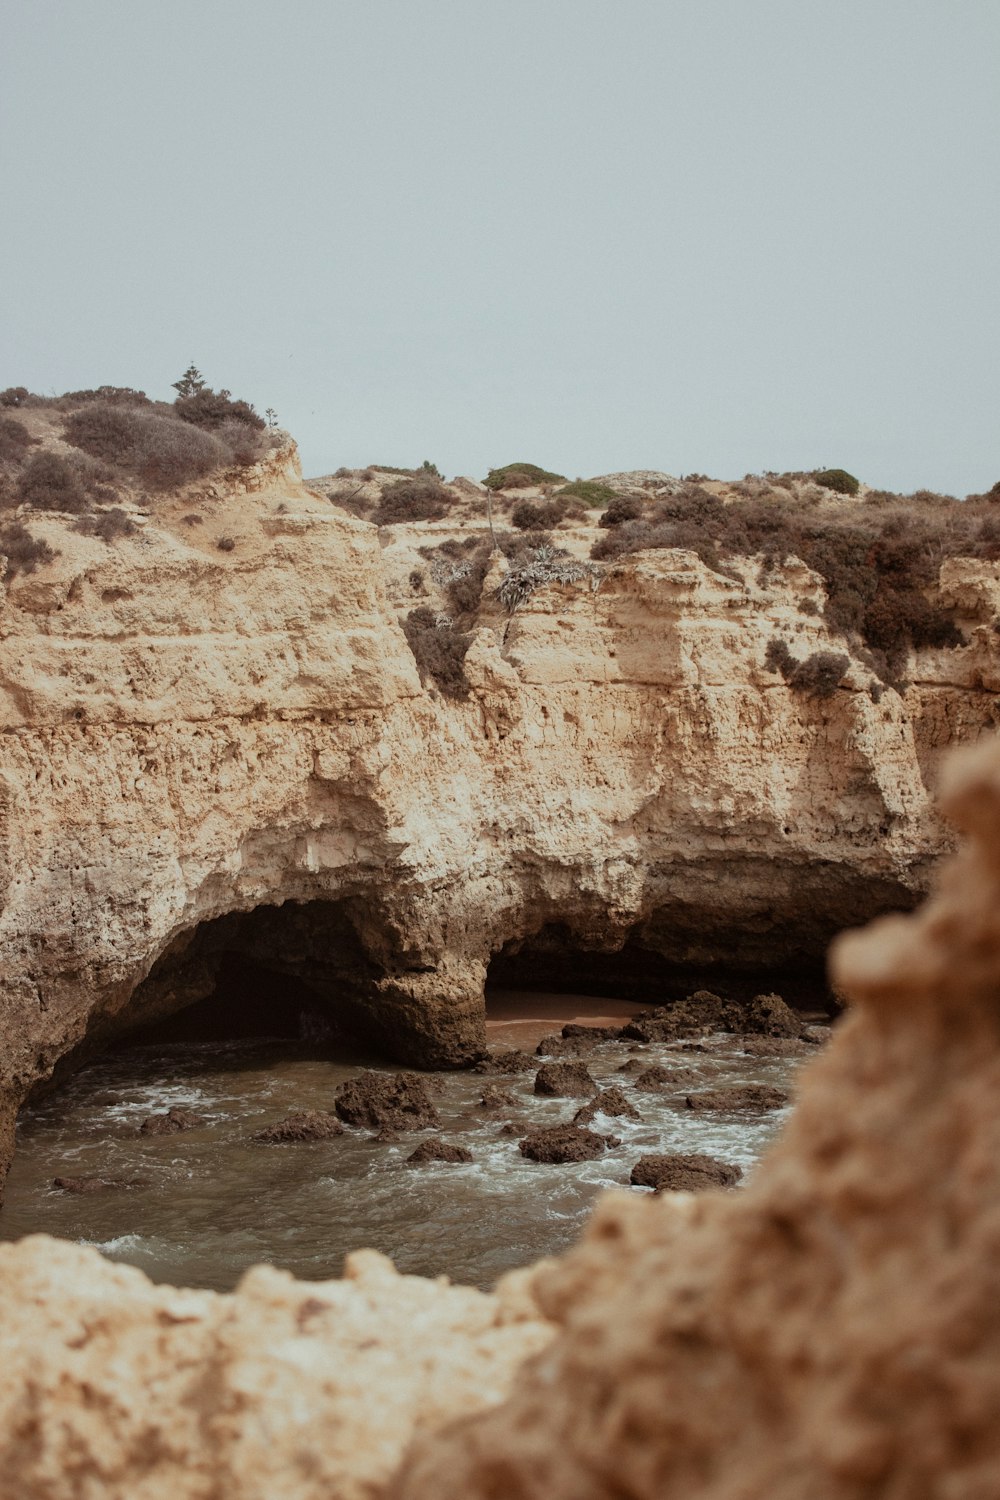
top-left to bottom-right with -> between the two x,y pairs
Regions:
1,1 -> 997,493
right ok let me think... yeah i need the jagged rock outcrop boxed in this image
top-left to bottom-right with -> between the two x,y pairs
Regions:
394,738 -> 1000,1500
1,442 -> 998,1197
0,1239 -> 553,1500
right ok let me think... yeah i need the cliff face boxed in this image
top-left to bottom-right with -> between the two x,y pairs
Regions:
1,446 -> 998,1191
2,733 -> 1000,1500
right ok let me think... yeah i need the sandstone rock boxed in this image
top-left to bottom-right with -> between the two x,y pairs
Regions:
572,1086 -> 642,1125
252,1110 -> 344,1143
406,1139 -> 474,1165
742,991 -> 802,1037
0,1239 -> 554,1500
533,1062 -> 598,1098
684,1085 -> 789,1112
801,1023 -> 833,1045
478,1084 -> 517,1112
624,990 -> 802,1044
518,1125 -> 620,1163
335,1072 -> 440,1133
139,1107 -> 200,1136
631,1064 -> 680,1091
629,1153 -> 742,1192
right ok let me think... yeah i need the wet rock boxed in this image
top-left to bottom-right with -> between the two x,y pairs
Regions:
744,992 -> 802,1038
801,1023 -> 833,1046
685,1085 -> 789,1113
623,989 -> 803,1043
52,1176 -> 149,1194
617,1058 -> 649,1075
497,1121 -> 522,1137
90,1092 -> 125,1107
372,1128 -> 401,1144
252,1111 -> 344,1144
632,1065 -> 684,1092
519,1124 -> 620,1164
630,1153 -> 743,1192
335,1072 -> 440,1132
471,1049 -> 536,1075
406,1139 -> 474,1165
538,1025 -> 623,1058
139,1107 -> 200,1136
573,1086 -> 642,1126
478,1084 -> 517,1112
737,1036 -> 812,1058
533,1062 -> 598,1098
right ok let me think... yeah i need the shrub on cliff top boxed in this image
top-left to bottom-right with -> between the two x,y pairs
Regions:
0,417 -> 37,466
17,452 -> 90,513
598,495 -> 643,528
373,478 -> 451,526
173,387 -> 265,433
813,468 -> 860,496
510,497 -> 569,531
483,463 -> 567,491
64,405 -> 234,491
553,480 -> 618,508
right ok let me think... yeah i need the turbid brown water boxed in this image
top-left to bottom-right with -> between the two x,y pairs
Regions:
0,989 -> 811,1290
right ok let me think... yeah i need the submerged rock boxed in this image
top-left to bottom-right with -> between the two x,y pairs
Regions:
472,1049 -> 537,1075
139,1107 -> 200,1136
631,1064 -> 686,1092
52,1175 -> 149,1194
630,1153 -> 743,1192
335,1072 -> 440,1132
478,1084 -> 517,1112
537,1026 -> 623,1058
406,1139 -> 474,1166
684,1084 -> 789,1113
252,1111 -> 344,1144
573,1086 -> 642,1126
737,1036 -> 812,1058
533,1062 -> 598,1098
519,1125 -> 620,1164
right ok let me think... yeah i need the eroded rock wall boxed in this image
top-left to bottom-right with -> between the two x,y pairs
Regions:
1,449 -> 998,1192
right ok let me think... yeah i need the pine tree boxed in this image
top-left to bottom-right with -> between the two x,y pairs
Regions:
172,364 -> 206,399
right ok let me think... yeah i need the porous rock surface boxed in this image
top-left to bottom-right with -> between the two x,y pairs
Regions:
0,1238 -> 553,1500
2,444 -> 998,1194
394,739 -> 1000,1499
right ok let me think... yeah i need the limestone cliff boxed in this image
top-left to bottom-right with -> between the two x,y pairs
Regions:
2,731 -> 1000,1499
1,445 -> 998,1197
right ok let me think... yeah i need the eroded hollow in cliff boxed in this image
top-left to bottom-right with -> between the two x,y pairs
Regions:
106,900 -> 431,1063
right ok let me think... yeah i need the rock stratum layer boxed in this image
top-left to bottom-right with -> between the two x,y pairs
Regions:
2,445 -> 1000,1189
1,735 -> 999,1498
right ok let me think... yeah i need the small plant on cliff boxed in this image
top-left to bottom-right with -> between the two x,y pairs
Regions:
598,495 -> 643,528
0,417 -> 38,467
0,521 -> 57,579
73,507 -> 137,543
765,637 -> 848,697
17,452 -> 90,512
494,544 -> 601,614
510,497 -> 570,531
402,606 -> 473,698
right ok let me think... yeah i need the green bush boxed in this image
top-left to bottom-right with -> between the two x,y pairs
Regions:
787,651 -> 850,697
553,480 -> 617,507
483,463 -> 566,491
510,498 -> 568,531
813,468 -> 860,496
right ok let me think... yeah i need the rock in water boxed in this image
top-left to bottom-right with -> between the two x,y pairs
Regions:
139,1107 -> 200,1136
684,1085 -> 789,1112
252,1111 -> 344,1143
52,1176 -> 149,1194
629,1154 -> 742,1192
478,1084 -> 517,1112
573,1086 -> 642,1125
533,1062 -> 598,1098
471,1049 -> 537,1075
406,1139 -> 474,1165
334,1072 -> 440,1132
518,1125 -> 620,1163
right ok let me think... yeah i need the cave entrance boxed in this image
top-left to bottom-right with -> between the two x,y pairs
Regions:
484,919 -> 835,1037
117,899 -> 386,1056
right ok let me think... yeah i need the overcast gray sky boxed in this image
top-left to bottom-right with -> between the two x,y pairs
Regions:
2,1 -> 997,492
